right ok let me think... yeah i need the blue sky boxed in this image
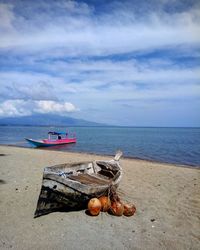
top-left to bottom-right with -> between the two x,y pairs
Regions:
0,0 -> 199,126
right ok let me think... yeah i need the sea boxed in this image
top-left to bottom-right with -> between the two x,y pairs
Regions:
0,126 -> 199,168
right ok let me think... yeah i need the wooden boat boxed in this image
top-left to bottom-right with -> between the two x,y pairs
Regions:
25,131 -> 76,147
34,151 -> 123,217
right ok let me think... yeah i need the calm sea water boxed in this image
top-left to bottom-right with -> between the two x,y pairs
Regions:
0,126 -> 199,167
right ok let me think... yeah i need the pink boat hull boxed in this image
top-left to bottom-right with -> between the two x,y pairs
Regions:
43,138 -> 76,144
25,138 -> 76,147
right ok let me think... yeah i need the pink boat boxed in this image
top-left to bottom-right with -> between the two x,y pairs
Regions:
25,131 -> 76,147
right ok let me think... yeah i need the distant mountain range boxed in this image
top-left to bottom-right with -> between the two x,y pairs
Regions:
0,114 -> 106,127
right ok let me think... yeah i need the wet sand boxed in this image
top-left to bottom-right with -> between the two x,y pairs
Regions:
0,145 -> 199,250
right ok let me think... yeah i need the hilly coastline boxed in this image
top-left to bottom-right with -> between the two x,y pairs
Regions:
0,114 -> 105,127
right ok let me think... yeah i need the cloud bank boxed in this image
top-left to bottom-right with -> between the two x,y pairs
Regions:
0,1 -> 200,57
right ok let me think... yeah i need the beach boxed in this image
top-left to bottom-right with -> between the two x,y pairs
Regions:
0,145 -> 199,250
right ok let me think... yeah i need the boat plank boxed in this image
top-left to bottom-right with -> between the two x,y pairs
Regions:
68,174 -> 111,185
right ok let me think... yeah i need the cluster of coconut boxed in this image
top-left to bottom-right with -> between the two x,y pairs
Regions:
87,195 -> 136,217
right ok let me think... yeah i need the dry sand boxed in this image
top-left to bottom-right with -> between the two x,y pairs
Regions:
0,145 -> 200,250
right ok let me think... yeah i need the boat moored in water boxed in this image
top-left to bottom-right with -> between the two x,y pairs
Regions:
25,131 -> 76,147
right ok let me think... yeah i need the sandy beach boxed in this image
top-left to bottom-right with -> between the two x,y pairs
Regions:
0,145 -> 199,250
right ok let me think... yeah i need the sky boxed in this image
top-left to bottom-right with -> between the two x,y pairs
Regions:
0,0 -> 199,127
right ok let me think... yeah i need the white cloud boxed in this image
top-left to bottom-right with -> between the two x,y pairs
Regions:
34,100 -> 78,113
0,100 -> 32,117
0,99 -> 78,117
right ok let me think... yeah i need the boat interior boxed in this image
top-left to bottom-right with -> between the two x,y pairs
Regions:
46,161 -> 120,186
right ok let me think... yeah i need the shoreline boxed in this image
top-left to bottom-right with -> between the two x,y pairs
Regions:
1,144 -> 200,169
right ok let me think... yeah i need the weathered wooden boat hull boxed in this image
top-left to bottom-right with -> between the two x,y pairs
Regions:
34,151 -> 123,217
34,182 -> 105,217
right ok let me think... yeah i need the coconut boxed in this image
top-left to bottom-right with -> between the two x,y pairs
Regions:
110,201 -> 124,216
123,203 -> 136,217
87,198 -> 102,216
99,196 -> 111,212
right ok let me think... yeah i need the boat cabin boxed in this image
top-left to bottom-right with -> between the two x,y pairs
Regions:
48,131 -> 68,140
